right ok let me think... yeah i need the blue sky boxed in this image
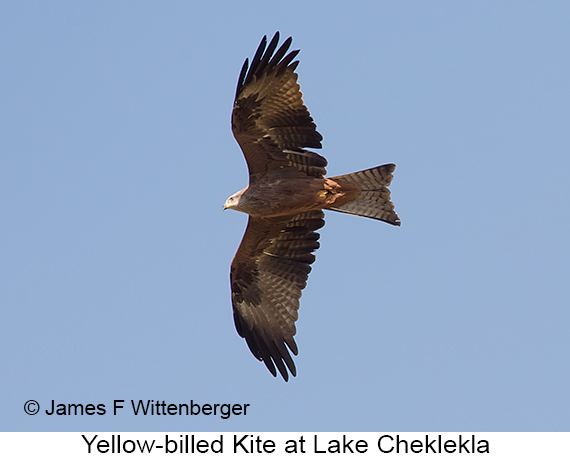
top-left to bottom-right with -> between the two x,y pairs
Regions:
1,1 -> 569,432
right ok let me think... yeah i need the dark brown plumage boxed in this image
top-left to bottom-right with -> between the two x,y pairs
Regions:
225,33 -> 400,381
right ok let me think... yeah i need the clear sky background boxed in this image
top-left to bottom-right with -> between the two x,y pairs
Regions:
1,1 -> 569,432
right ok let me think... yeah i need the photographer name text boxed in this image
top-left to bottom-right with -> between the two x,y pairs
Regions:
43,400 -> 248,419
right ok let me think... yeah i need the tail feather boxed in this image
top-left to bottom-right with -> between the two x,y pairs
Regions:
329,164 -> 400,226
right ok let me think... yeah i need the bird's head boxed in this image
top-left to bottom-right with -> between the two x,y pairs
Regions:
223,188 -> 246,212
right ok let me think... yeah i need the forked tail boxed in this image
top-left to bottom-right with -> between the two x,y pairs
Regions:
329,164 -> 400,226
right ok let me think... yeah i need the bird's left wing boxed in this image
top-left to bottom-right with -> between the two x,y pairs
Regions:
230,210 -> 325,381
232,32 -> 327,180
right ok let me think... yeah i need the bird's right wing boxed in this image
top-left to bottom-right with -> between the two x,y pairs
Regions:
230,210 -> 325,381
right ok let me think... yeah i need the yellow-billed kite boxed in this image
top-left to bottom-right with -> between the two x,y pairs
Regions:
224,33 -> 400,380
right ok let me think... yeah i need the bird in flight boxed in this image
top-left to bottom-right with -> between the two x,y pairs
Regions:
225,32 -> 400,381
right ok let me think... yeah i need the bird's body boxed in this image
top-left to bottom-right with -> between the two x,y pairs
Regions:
224,176 -> 359,217
226,33 -> 400,381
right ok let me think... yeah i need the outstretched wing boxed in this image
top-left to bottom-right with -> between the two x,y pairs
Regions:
230,210 -> 325,381
232,32 -> 327,180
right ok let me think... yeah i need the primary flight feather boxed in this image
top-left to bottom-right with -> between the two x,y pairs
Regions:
225,33 -> 400,381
